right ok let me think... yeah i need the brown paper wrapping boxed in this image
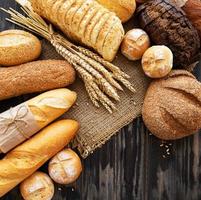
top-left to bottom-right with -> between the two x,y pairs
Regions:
0,103 -> 39,153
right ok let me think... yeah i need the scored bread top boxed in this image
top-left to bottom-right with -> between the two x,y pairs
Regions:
142,70 -> 201,140
31,0 -> 124,61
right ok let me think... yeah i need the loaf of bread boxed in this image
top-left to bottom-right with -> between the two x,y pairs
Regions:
0,60 -> 75,100
142,70 -> 201,140
48,148 -> 82,184
31,0 -> 124,62
0,119 -> 79,197
0,88 -> 77,153
20,172 -> 54,200
96,0 -> 136,23
0,30 -> 41,66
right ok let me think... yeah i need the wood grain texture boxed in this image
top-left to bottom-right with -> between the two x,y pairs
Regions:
1,1 -> 201,200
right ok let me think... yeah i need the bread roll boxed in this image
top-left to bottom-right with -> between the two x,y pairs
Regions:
121,28 -> 150,61
96,0 -> 136,23
142,70 -> 201,140
142,45 -> 173,78
0,119 -> 79,197
31,0 -> 124,62
20,172 -> 54,200
0,30 -> 41,66
0,88 -> 77,153
48,148 -> 82,184
0,60 -> 75,100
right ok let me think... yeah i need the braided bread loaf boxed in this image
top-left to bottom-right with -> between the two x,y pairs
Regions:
31,0 -> 124,61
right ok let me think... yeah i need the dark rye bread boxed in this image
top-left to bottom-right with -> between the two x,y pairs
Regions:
142,70 -> 201,140
137,0 -> 200,68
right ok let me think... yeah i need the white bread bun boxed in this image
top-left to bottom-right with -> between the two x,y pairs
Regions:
121,29 -> 150,61
48,148 -> 82,185
20,172 -> 54,200
142,45 -> 173,78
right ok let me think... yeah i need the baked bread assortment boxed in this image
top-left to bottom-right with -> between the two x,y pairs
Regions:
142,70 -> 201,140
95,0 -> 136,23
137,0 -> 200,68
0,60 -> 75,100
0,120 -> 79,197
48,148 -> 82,185
0,88 -> 77,153
0,30 -> 41,66
31,0 -> 124,62
1,0 -> 201,198
20,172 -> 54,200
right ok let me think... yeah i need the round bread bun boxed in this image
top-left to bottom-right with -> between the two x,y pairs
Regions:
121,28 -> 150,61
48,148 -> 82,185
20,171 -> 54,200
142,45 -> 173,78
142,70 -> 201,140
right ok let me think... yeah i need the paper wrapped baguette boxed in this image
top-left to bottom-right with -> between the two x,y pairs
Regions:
0,88 -> 77,153
31,0 -> 124,62
0,119 -> 79,197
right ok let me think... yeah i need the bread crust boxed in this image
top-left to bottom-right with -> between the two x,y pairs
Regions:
142,70 -> 201,140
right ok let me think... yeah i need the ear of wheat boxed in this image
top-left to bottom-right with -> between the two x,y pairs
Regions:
1,3 -> 135,113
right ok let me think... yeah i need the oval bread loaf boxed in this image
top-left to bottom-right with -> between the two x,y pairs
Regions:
31,0 -> 124,62
142,70 -> 201,140
0,60 -> 75,100
96,0 -> 136,23
0,119 -> 79,197
0,30 -> 41,66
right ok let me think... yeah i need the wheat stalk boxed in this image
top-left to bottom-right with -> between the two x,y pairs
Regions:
1,3 -> 135,113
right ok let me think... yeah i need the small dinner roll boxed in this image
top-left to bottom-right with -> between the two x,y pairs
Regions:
20,172 -> 54,200
121,28 -> 150,61
142,45 -> 173,78
48,148 -> 82,185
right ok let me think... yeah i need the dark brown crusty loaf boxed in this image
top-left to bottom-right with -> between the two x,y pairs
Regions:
137,0 -> 200,68
142,70 -> 201,140
0,60 -> 75,100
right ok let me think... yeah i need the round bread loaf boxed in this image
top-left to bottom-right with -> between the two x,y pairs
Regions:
48,148 -> 82,185
20,172 -> 54,200
142,70 -> 201,140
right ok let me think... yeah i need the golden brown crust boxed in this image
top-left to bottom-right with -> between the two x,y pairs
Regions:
0,120 -> 79,197
142,70 -> 201,140
0,30 -> 41,66
96,0 -> 136,23
0,60 -> 75,100
20,172 -> 54,200
31,0 -> 124,61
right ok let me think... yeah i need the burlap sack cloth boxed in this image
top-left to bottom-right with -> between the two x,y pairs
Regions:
40,22 -> 149,158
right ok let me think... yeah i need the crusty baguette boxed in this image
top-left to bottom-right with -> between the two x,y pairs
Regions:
0,119 -> 79,197
96,0 -> 136,23
0,60 -> 75,100
0,30 -> 41,66
0,88 -> 77,153
31,0 -> 124,61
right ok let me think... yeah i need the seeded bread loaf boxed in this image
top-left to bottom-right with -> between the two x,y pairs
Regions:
142,70 -> 201,140
31,0 -> 124,62
0,60 -> 75,100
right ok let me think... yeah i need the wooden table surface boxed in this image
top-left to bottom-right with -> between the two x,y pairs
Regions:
1,1 -> 201,200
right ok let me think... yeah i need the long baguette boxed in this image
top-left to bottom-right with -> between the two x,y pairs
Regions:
0,59 -> 75,100
0,88 -> 77,153
0,119 -> 79,197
